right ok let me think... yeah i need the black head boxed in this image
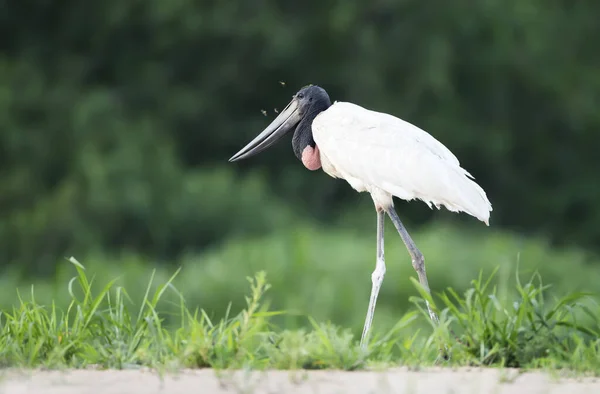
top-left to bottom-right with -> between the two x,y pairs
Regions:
229,85 -> 331,162
293,85 -> 331,116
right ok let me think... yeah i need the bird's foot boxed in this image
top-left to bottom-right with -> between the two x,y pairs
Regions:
436,345 -> 452,363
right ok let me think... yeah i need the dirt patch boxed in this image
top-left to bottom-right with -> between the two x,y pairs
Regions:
1,367 -> 598,394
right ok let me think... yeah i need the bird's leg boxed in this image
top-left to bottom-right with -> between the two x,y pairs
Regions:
386,207 -> 439,324
360,209 -> 386,349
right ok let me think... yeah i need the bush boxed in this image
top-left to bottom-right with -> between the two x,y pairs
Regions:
2,0 -> 600,272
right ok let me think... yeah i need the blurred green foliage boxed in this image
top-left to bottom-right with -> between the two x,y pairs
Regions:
1,225 -> 598,339
1,0 -> 599,272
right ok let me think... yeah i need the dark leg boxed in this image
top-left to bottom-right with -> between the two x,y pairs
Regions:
386,206 -> 439,323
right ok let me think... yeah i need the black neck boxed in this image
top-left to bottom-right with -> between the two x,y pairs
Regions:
292,100 -> 331,161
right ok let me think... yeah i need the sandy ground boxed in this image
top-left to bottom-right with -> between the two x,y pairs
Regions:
0,367 -> 599,394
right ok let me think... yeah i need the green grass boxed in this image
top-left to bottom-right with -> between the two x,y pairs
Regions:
0,256 -> 599,373
1,223 -> 599,373
2,222 -> 598,339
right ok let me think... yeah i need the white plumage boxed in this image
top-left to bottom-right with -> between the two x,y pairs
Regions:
313,102 -> 492,224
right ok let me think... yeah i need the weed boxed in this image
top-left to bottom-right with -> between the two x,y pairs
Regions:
0,256 -> 599,374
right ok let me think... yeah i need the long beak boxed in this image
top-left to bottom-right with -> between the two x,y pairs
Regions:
229,99 -> 301,162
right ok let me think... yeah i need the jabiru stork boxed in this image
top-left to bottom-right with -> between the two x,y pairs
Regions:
229,85 -> 492,348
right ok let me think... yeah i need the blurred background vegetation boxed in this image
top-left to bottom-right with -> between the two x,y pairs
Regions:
1,0 -> 599,336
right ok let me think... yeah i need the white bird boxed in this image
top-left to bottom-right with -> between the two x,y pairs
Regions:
229,85 -> 492,348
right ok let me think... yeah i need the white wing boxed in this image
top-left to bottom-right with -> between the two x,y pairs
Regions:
313,102 -> 492,224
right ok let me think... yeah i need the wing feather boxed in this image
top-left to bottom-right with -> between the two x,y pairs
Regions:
313,102 -> 492,224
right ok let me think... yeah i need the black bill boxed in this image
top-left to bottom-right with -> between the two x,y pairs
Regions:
229,98 -> 301,162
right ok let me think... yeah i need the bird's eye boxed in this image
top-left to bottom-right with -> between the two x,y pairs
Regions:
297,93 -> 304,99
